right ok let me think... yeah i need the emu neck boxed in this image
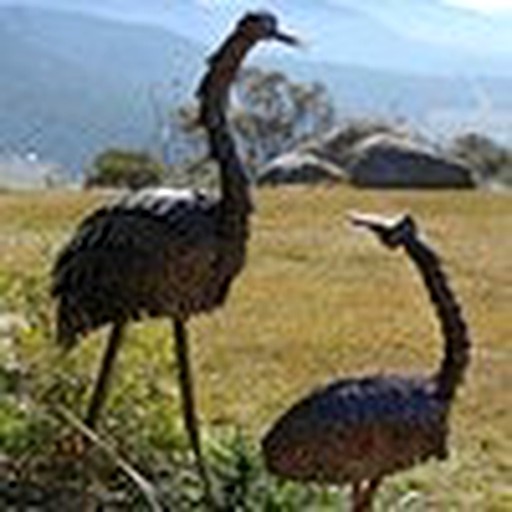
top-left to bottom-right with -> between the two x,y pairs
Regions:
197,32 -> 254,236
403,237 -> 471,403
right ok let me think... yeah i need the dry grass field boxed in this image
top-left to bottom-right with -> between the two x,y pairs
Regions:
0,186 -> 510,510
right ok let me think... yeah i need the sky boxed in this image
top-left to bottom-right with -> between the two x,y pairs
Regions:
0,0 -> 510,64
444,0 -> 512,12
198,0 -> 512,14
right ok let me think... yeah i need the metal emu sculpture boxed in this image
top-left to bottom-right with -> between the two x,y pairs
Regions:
51,11 -> 298,501
262,213 -> 471,511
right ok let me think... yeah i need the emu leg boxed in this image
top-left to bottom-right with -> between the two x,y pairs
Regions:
85,322 -> 126,428
351,478 -> 380,512
351,482 -> 365,512
172,319 -> 215,508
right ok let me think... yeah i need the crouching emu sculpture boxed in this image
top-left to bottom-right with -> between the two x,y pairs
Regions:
262,213 -> 471,511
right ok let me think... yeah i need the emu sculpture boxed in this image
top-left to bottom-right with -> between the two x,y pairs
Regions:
262,213 -> 471,511
51,11 -> 298,501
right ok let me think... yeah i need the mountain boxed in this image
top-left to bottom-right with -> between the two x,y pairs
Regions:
0,5 -> 203,175
1,0 -> 511,75
349,0 -> 512,57
273,57 -> 512,145
0,5 -> 510,178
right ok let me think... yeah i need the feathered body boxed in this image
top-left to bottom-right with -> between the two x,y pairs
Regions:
51,13 -> 297,352
50,12 -> 298,504
262,214 -> 471,508
52,187 -> 248,348
51,12 -> 299,348
263,374 -> 447,484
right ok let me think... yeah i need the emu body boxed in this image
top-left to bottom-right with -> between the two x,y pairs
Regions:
262,214 -> 471,511
264,375 -> 447,486
53,188 -> 240,344
51,11 -> 298,504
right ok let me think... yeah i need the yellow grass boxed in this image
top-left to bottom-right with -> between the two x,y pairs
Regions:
0,186 -> 511,509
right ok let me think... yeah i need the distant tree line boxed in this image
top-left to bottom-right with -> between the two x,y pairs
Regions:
447,133 -> 512,186
85,149 -> 165,189
86,67 -> 336,189
84,67 -> 512,190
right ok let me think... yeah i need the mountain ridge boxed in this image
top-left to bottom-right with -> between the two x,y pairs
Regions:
0,5 -> 510,176
0,5 -> 203,175
1,0 -> 510,75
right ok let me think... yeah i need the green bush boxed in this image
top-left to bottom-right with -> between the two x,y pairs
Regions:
85,149 -> 166,190
0,270 -> 342,511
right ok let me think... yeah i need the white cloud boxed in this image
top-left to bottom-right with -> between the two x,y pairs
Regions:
444,0 -> 512,13
196,0 -> 252,7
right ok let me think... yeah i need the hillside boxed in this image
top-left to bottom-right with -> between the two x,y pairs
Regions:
5,0 -> 512,75
0,5 -> 511,179
0,6 -> 203,175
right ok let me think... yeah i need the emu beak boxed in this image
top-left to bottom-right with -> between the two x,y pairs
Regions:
273,30 -> 301,46
348,211 -> 395,232
347,211 -> 398,240
348,211 -> 415,249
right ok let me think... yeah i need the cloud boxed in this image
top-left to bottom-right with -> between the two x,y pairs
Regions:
196,0 -> 252,8
444,0 -> 512,13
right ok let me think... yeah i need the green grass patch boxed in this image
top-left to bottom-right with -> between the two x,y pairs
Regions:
0,186 -> 510,509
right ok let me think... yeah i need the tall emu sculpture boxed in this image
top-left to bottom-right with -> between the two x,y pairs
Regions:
262,213 -> 471,511
51,11 -> 298,502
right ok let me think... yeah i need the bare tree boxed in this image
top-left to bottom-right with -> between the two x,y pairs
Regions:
171,67 -> 335,180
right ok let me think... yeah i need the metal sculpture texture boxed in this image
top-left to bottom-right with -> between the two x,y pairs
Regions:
52,11 -> 298,502
262,213 -> 471,511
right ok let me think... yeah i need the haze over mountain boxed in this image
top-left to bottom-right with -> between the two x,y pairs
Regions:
2,0 -> 511,74
0,2 -> 510,176
0,5 -> 203,174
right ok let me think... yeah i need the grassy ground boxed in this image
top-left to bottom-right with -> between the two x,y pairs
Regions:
0,186 -> 510,510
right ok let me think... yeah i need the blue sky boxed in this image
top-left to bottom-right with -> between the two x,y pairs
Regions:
198,0 -> 512,13
193,0 -> 512,56
444,0 -> 512,12
1,0 -> 510,72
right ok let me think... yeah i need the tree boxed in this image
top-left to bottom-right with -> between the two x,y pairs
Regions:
85,148 -> 166,189
233,68 -> 336,172
169,67 -> 336,179
448,132 -> 512,184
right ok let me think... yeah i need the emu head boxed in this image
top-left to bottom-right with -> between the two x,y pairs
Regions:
349,212 -> 418,249
236,11 -> 299,46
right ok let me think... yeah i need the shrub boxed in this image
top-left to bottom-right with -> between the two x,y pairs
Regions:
85,149 -> 166,190
448,132 -> 512,185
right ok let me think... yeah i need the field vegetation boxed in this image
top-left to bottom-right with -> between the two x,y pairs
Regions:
0,187 -> 510,510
